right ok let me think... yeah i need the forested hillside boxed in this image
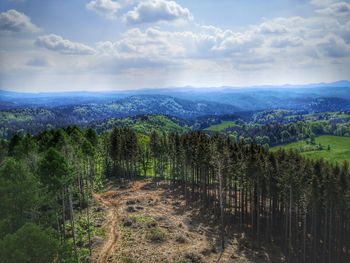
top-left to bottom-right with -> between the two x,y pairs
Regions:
1,79 -> 349,263
1,126 -> 349,262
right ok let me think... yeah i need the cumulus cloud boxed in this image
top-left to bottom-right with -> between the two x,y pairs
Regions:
96,27 -> 218,61
254,17 -> 308,36
270,36 -> 304,48
317,35 -> 350,58
2,0 -> 350,90
94,25 -> 270,70
124,0 -> 192,25
256,20 -> 289,35
23,1 -> 350,77
212,32 -> 262,55
311,0 -> 342,6
0,9 -> 39,33
316,1 -> 350,17
101,28 -> 180,57
86,0 -> 121,19
35,34 -> 95,55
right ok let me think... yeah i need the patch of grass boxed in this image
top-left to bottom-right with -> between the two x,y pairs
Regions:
120,224 -> 134,242
146,226 -> 167,243
120,254 -> 138,263
336,113 -> 350,119
271,135 -> 350,164
206,121 -> 236,132
121,215 -> 162,244
131,215 -> 155,223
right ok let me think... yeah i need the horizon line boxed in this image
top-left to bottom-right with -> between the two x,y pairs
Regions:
1,80 -> 349,94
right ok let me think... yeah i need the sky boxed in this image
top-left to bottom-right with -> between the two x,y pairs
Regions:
0,0 -> 349,91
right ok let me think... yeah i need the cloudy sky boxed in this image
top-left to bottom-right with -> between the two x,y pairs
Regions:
0,0 -> 349,91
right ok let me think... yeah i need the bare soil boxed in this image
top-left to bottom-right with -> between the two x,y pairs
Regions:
91,179 -> 284,263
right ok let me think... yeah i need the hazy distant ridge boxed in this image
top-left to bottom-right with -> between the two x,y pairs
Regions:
1,81 -> 349,112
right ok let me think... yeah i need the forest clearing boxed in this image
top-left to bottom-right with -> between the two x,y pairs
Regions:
91,179 -> 283,263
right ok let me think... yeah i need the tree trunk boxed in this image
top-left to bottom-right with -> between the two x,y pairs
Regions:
218,161 -> 225,251
68,187 -> 78,262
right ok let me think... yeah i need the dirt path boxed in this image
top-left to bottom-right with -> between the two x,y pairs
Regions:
91,180 -> 282,263
92,181 -> 146,263
92,193 -> 119,263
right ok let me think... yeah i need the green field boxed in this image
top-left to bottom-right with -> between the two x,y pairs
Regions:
206,121 -> 236,132
271,136 -> 350,164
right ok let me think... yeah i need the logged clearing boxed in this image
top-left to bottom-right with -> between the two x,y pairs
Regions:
91,179 -> 283,263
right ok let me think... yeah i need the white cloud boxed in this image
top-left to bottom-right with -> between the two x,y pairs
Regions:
310,0 -> 342,6
256,20 -> 289,35
0,9 -> 39,33
98,27 -> 188,58
2,1 -> 350,90
94,7 -> 350,71
317,35 -> 350,58
254,17 -> 308,36
124,0 -> 192,25
270,36 -> 304,48
86,0 -> 121,19
35,34 -> 95,55
212,31 -> 262,55
316,1 -> 350,17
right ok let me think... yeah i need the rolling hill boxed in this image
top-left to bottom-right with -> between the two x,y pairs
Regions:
271,135 -> 350,164
1,81 -> 350,112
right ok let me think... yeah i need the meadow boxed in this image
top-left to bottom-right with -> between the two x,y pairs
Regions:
271,135 -> 350,164
205,121 -> 236,132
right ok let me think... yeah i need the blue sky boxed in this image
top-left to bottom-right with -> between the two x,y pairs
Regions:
0,0 -> 349,91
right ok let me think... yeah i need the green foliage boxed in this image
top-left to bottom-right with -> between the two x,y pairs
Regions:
1,120 -> 350,262
0,126 -> 107,262
38,148 -> 71,192
205,121 -> 236,132
146,226 -> 167,243
0,159 -> 40,235
253,109 -> 292,123
0,111 -> 33,124
0,139 -> 7,163
85,128 -> 98,146
0,223 -> 59,263
96,115 -> 190,135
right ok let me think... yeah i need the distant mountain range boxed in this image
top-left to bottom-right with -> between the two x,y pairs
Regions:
1,80 -> 350,113
62,95 -> 240,120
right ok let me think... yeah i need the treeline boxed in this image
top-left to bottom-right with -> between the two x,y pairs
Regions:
0,111 -> 189,140
1,127 -> 350,262
105,129 -> 350,263
225,120 -> 350,146
0,127 -> 102,262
